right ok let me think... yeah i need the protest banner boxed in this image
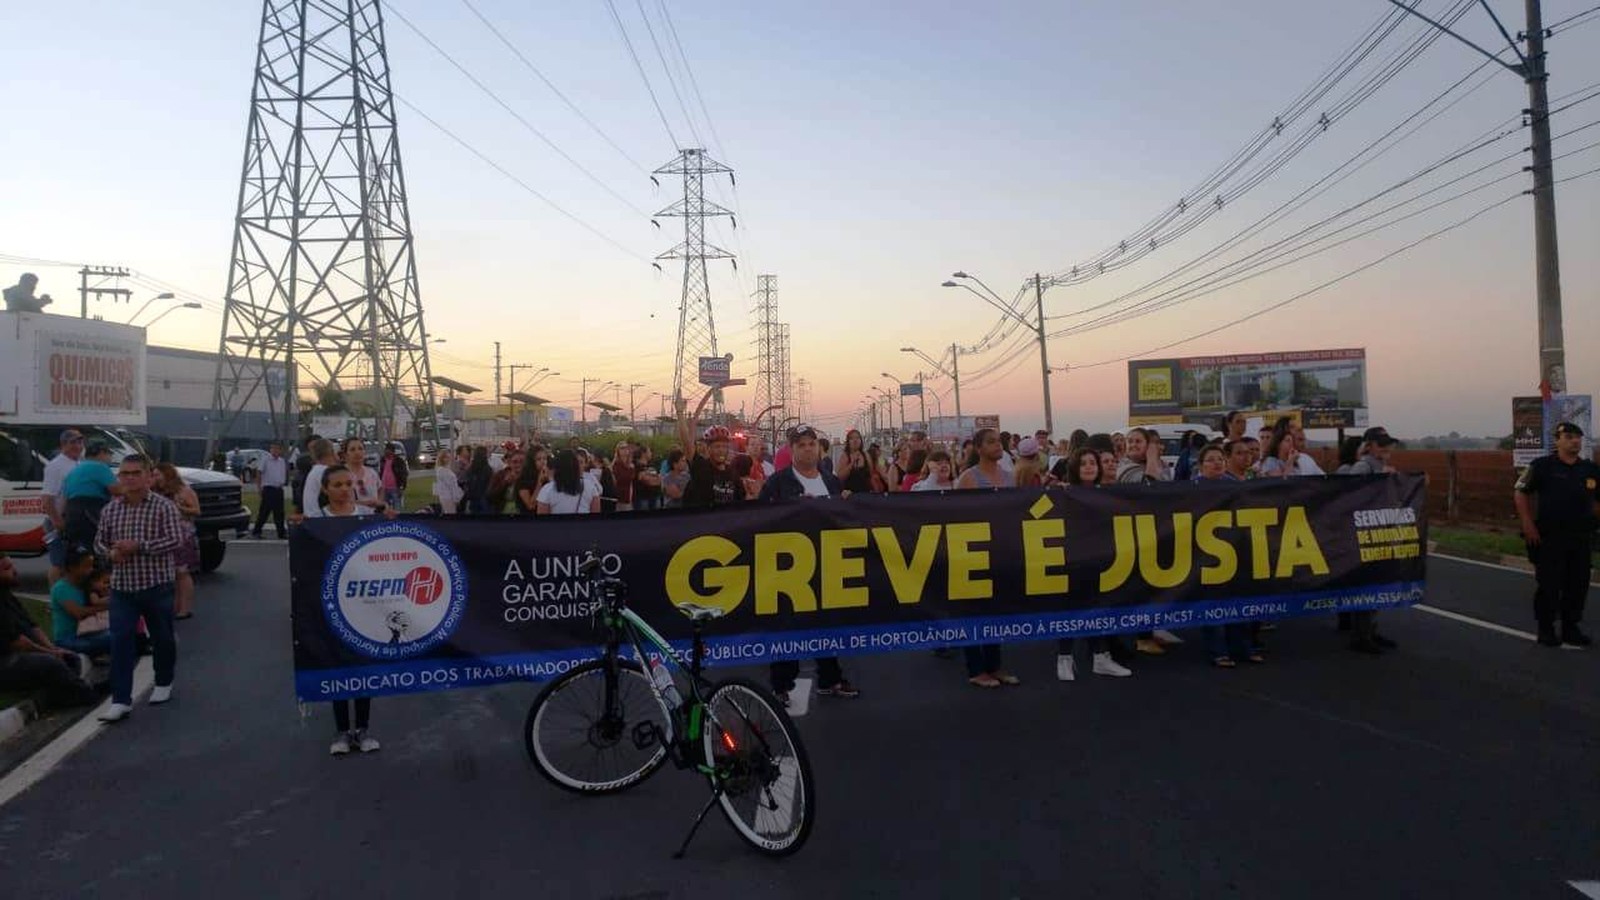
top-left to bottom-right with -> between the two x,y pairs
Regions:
291,475 -> 1427,700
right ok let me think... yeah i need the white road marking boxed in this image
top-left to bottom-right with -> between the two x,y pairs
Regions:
1431,552 -> 1600,588
0,656 -> 155,808
1412,604 -> 1582,649
1568,881 -> 1600,899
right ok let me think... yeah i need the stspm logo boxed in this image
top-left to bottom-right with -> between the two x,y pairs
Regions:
321,520 -> 468,659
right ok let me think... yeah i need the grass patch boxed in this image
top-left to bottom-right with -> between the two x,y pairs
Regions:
240,475 -> 438,518
1432,524 -> 1600,567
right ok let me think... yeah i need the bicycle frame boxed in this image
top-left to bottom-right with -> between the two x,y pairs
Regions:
601,604 -> 721,774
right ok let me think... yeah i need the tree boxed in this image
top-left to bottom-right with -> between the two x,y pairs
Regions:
312,384 -> 349,415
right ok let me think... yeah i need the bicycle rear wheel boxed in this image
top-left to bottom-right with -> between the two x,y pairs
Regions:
525,658 -> 670,794
702,678 -> 815,856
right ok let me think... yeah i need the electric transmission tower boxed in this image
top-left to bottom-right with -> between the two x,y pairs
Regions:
209,0 -> 439,452
654,148 -> 735,418
775,322 -> 792,429
751,274 -> 779,441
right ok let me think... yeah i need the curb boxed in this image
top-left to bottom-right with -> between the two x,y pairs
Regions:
0,701 -> 38,747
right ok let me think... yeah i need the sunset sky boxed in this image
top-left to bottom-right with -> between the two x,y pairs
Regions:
2,0 -> 1597,439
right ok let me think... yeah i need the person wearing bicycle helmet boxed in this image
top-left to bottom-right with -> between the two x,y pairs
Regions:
683,424 -> 744,507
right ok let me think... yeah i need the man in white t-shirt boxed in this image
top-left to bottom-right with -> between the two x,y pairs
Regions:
41,429 -> 85,584
757,425 -> 859,706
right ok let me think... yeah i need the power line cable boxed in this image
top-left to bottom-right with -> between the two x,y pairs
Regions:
1039,1 -> 1472,290
396,95 -> 653,263
633,0 -> 702,149
1064,170 -> 1600,372
387,3 -> 650,217
603,0 -> 678,147
456,0 -> 649,174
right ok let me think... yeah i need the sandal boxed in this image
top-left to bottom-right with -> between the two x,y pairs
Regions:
1247,652 -> 1266,664
967,674 -> 1002,689
1212,656 -> 1237,668
993,671 -> 1021,686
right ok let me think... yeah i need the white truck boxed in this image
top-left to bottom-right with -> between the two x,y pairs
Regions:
0,311 -> 250,572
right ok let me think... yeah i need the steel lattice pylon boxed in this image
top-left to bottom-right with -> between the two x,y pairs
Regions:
751,274 -> 778,441
654,149 -> 734,417
209,0 -> 439,452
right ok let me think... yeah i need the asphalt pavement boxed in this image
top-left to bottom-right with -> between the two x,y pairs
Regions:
1,546 -> 1596,899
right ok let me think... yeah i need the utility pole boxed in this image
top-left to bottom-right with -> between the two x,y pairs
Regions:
1385,0 -> 1567,395
628,382 -> 645,425
493,342 -> 503,434
78,266 -> 132,319
1034,273 -> 1055,435
1524,0 -> 1565,395
950,344 -> 963,425
916,372 -> 927,431
508,363 -> 535,438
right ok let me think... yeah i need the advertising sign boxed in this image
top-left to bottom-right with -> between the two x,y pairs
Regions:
899,382 -> 922,397
291,475 -> 1427,700
1512,396 -> 1544,467
0,313 -> 147,426
928,415 -> 1000,442
697,355 -> 732,387
1128,348 -> 1367,429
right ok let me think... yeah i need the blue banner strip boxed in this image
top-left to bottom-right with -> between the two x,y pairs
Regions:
296,580 -> 1425,700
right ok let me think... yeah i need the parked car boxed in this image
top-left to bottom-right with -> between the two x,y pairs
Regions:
0,425 -> 250,573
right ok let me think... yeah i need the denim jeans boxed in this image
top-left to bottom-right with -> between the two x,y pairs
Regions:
110,584 -> 176,705
0,650 -> 98,708
58,631 -> 113,659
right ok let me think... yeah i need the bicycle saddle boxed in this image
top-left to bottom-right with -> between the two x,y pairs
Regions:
675,601 -> 728,621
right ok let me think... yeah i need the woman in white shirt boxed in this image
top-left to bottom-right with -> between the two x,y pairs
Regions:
313,464 -> 393,756
536,449 -> 601,515
341,438 -> 384,511
300,438 -> 337,517
910,450 -> 955,491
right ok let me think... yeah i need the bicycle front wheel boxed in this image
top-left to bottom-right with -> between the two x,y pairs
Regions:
703,678 -> 815,856
525,658 -> 670,794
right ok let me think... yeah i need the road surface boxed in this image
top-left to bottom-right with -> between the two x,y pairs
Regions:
1,545 -> 1596,899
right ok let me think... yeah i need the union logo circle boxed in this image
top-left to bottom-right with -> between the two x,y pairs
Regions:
321,521 -> 467,660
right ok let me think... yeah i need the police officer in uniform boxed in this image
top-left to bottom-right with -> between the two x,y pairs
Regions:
1513,421 -> 1600,647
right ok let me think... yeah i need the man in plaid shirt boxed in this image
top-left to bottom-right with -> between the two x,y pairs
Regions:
94,455 -> 185,722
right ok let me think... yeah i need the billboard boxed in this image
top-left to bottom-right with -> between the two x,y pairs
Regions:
697,355 -> 731,387
928,414 -> 1000,443
0,312 -> 146,427
1128,349 -> 1367,429
1514,394 -> 1593,466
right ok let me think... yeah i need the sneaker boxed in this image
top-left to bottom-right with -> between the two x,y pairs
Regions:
353,729 -> 381,753
149,684 -> 173,705
817,680 -> 860,699
1134,639 -> 1166,656
1151,629 -> 1183,645
329,733 -> 353,756
1055,654 -> 1076,682
1537,625 -> 1561,648
1092,652 -> 1133,677
1561,626 -> 1593,648
99,703 -> 133,723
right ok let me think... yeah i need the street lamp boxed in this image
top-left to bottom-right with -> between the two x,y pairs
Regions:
903,345 -> 961,425
128,292 -> 176,325
142,301 -> 202,328
944,270 -> 1054,434
881,371 -> 913,433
